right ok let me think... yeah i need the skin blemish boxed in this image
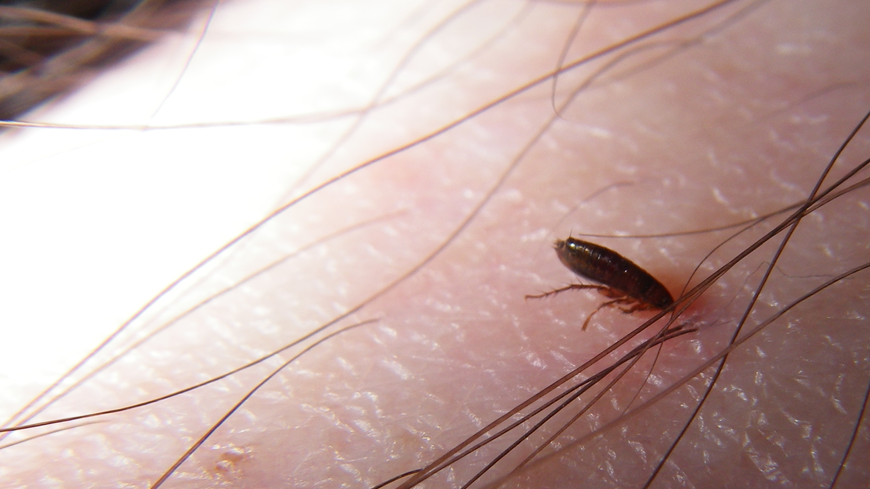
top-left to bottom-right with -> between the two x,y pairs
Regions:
527,237 -> 674,330
214,444 -> 252,479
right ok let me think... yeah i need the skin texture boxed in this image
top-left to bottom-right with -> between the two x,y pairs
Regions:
0,0 -> 869,488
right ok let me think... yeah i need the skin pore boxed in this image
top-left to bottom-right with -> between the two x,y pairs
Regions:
0,0 -> 869,487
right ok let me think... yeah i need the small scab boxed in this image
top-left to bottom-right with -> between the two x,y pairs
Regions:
527,237 -> 674,330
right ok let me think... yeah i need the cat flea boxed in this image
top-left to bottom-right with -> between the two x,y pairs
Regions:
527,237 -> 674,330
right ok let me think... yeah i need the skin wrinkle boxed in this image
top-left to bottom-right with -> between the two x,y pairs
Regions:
0,0 -> 869,488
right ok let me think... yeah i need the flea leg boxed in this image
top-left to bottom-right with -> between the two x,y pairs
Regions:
525,283 -> 608,300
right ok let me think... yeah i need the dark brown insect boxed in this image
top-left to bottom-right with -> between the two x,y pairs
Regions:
527,237 -> 674,330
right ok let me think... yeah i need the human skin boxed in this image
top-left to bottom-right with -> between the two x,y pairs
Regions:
0,0 -> 869,488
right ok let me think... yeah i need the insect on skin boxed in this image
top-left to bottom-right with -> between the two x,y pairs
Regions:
527,237 -> 674,330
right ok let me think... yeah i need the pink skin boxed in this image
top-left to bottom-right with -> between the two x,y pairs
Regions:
1,0 -> 869,487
